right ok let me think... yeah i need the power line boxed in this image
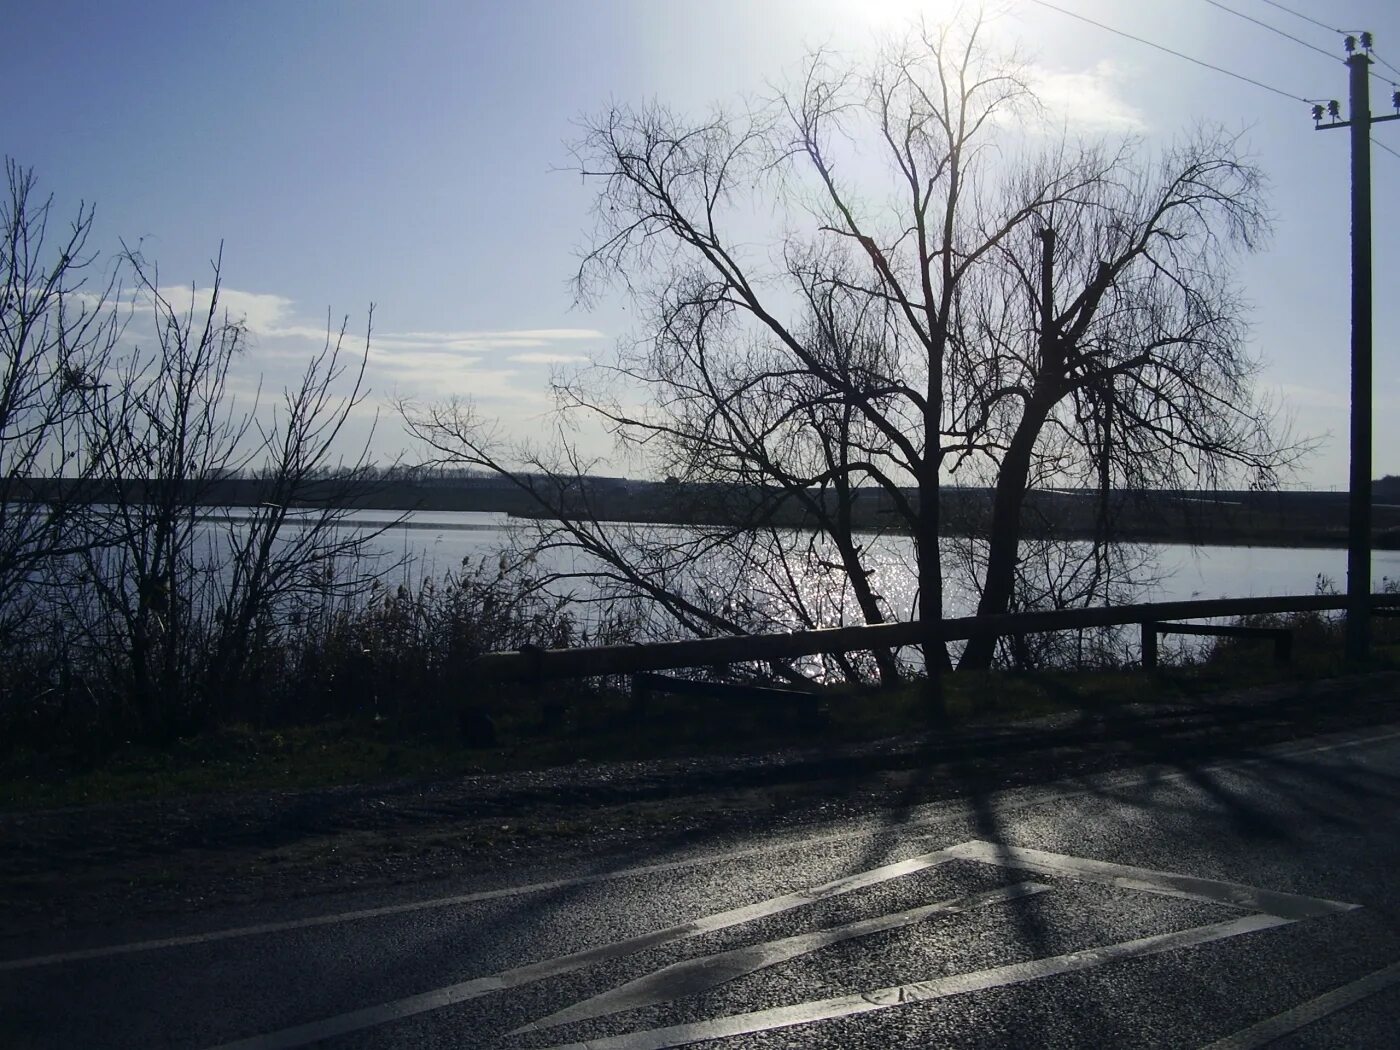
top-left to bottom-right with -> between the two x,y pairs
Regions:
1248,1 -> 1397,88
1375,137 -> 1400,163
1027,0 -> 1317,104
1202,0 -> 1340,62
1253,0 -> 1343,35
1371,50 -> 1400,81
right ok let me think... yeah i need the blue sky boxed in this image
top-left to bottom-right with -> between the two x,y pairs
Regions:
3,0 -> 1397,486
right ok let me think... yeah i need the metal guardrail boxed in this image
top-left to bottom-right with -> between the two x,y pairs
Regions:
474,592 -> 1400,682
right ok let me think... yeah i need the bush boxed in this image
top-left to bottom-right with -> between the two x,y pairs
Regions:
0,553 -> 600,757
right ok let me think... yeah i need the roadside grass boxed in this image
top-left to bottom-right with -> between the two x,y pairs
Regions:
3,612 -> 1397,812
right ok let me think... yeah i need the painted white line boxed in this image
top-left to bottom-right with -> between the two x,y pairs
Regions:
1199,959 -> 1400,1050
946,841 -> 1359,919
203,848 -> 964,1050
536,914 -> 1294,1050
1126,725 -> 1400,787
5,720 -> 1397,972
0,831 -> 890,973
513,881 -> 1050,1035
1250,725 -> 1400,762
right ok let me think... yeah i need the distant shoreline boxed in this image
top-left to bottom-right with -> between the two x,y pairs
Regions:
193,509 -> 1399,551
21,476 -> 1400,550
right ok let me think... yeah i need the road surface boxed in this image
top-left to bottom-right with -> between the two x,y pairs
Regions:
5,723 -> 1400,1048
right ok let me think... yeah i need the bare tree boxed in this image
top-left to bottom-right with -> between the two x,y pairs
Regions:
0,161 -> 397,743
952,140 -> 1290,668
57,248 -> 391,738
408,17 -> 1294,698
206,310 -> 400,709
61,250 -> 254,736
0,160 -> 123,644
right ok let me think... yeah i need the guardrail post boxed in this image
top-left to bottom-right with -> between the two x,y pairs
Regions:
1141,622 -> 1158,670
629,673 -> 650,719
518,642 -> 544,683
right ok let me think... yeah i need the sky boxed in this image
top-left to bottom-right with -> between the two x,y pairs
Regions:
3,0 -> 1397,488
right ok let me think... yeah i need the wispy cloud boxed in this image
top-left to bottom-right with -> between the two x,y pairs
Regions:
382,328 -> 601,345
147,285 -> 299,336
1277,382 -> 1347,411
125,282 -> 593,418
1031,60 -> 1146,133
149,284 -> 605,356
370,329 -> 602,353
508,351 -> 592,366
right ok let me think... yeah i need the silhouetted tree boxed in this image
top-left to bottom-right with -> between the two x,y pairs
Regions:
54,249 -> 391,738
407,16 -> 1296,698
206,310 -> 398,711
0,160 -> 123,645
60,250 -> 253,736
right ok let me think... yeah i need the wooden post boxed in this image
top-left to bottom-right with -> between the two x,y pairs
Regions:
1141,622 -> 1158,670
628,673 -> 650,719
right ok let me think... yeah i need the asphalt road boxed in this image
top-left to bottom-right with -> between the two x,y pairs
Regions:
6,722 -> 1400,1049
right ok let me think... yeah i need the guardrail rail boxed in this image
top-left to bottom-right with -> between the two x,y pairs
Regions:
475,592 -> 1400,683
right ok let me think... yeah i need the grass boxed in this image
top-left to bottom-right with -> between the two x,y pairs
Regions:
3,613 -> 1397,812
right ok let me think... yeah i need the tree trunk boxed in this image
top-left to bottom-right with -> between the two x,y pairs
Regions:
959,391 -> 1054,670
916,460 -> 950,715
829,468 -> 902,685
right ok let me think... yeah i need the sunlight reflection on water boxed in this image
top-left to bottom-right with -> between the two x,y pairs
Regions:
343,510 -> 1400,623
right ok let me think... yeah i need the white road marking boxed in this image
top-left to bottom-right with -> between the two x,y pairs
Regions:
203,848 -> 965,1050
1242,725 -> 1400,760
4,721 -> 1395,972
0,831 -> 909,973
1198,959 -> 1400,1050
512,882 -> 1050,1035
534,914 -> 1295,1050
524,840 -> 1361,1048
216,836 -> 1360,1050
945,841 -> 1359,919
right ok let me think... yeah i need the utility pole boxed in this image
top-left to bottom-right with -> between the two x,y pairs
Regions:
1314,34 -> 1400,661
1038,225 -> 1055,363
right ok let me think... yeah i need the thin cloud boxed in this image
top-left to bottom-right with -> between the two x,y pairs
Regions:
371,329 -> 603,353
508,351 -> 592,366
387,328 -> 601,343
149,285 -> 297,335
1276,382 -> 1347,411
122,281 -> 587,418
149,285 -> 606,355
1031,60 -> 1146,133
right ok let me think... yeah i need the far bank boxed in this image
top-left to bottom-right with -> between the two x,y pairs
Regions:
21,475 -> 1400,549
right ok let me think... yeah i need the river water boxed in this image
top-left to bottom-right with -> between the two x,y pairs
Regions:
309,509 -> 1400,614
